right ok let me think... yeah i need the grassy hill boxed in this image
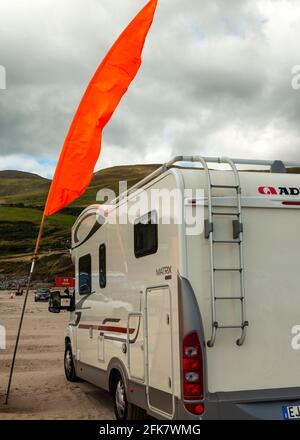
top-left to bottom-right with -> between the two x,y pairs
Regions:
0,205 -> 75,256
0,170 -> 50,206
0,164 -> 160,209
0,164 -> 160,279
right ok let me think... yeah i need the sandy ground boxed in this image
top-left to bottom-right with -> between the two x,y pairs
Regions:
0,291 -> 114,420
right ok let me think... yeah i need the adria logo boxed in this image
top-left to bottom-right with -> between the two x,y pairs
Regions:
258,186 -> 300,196
258,186 -> 277,195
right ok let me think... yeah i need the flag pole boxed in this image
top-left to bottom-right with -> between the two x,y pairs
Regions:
4,213 -> 46,405
4,0 -> 158,406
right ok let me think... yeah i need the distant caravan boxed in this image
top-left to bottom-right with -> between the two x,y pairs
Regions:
49,155 -> 300,420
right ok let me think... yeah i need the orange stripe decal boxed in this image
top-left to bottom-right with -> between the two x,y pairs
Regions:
78,324 -> 135,334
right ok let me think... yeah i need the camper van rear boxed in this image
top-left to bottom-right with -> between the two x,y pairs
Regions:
49,156 -> 300,420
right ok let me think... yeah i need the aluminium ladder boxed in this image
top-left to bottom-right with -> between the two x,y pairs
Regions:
202,157 -> 248,347
114,153 -> 255,346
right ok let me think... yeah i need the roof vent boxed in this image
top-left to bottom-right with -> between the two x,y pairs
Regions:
270,160 -> 286,173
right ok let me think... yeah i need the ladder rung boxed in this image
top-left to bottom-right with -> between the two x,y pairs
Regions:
215,296 -> 243,300
212,211 -> 240,216
218,325 -> 244,329
214,268 -> 242,272
211,184 -> 239,189
213,240 -> 241,244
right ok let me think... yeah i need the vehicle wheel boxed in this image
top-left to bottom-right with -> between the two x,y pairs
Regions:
113,375 -> 145,420
64,342 -> 78,382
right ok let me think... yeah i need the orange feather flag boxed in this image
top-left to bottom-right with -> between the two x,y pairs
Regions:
44,0 -> 158,216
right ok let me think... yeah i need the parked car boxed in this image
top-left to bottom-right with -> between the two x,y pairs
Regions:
34,288 -> 51,302
15,289 -> 23,296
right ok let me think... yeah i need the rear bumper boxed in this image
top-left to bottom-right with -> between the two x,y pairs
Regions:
176,387 -> 300,420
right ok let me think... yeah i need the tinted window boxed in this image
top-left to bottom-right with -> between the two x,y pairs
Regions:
99,244 -> 106,288
79,254 -> 91,295
134,211 -> 158,258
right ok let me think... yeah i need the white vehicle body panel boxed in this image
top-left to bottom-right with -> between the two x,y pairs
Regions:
68,165 -> 300,418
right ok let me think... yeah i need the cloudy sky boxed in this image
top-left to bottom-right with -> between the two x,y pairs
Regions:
1,0 -> 300,177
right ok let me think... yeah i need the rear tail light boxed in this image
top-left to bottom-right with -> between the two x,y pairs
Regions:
185,403 -> 204,415
182,331 -> 204,415
183,358 -> 200,370
184,383 -> 202,395
183,346 -> 199,357
184,372 -> 200,383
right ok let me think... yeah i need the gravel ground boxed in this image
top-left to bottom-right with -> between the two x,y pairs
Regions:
0,291 -> 114,420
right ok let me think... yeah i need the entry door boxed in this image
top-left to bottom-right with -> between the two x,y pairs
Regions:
146,286 -> 174,417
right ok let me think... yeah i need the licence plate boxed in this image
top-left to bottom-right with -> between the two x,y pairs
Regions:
283,405 -> 300,420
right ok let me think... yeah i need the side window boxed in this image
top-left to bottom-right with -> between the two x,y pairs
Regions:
78,254 -> 92,295
99,244 -> 106,288
134,211 -> 158,258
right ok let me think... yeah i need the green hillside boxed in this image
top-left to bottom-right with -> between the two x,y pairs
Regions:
0,164 -> 160,208
0,205 -> 75,256
75,164 -> 161,206
0,164 -> 160,264
0,170 -> 50,206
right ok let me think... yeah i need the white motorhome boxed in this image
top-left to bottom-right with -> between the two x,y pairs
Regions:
50,155 -> 300,420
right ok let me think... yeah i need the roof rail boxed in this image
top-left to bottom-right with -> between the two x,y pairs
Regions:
169,155 -> 300,168
110,155 -> 300,205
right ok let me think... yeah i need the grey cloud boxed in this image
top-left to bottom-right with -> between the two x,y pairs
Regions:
1,0 -> 300,175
